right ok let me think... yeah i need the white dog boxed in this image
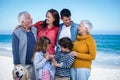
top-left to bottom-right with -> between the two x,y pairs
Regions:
12,65 -> 29,80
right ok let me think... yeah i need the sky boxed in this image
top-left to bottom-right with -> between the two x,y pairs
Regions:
0,0 -> 120,35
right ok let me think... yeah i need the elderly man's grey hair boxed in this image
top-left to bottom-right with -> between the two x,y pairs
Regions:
81,20 -> 93,33
18,11 -> 28,24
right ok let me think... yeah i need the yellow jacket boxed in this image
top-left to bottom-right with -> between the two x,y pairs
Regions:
72,34 -> 96,69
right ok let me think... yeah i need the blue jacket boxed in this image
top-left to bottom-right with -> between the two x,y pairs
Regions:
56,21 -> 78,54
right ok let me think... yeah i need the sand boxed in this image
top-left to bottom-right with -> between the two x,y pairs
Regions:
0,55 -> 120,80
0,56 -> 13,80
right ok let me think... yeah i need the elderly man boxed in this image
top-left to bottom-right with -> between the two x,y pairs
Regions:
12,11 -> 36,80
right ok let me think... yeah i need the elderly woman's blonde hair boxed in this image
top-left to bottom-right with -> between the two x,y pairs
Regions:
81,20 -> 93,33
18,11 -> 28,24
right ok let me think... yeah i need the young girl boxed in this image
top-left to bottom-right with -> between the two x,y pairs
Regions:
33,36 -> 55,80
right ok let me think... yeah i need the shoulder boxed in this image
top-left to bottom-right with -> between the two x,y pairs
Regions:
31,26 -> 37,31
60,23 -> 64,27
55,51 -> 61,56
13,27 -> 24,36
71,21 -> 79,27
67,53 -> 73,57
54,26 -> 59,31
89,35 -> 95,41
34,51 -> 43,57
34,52 -> 39,55
87,35 -> 96,44
36,51 -> 43,55
63,53 -> 75,61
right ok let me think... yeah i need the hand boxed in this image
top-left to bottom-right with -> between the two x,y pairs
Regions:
70,51 -> 77,57
52,58 -> 57,63
49,55 -> 55,60
14,25 -> 20,32
45,54 -> 49,60
52,59 -> 60,67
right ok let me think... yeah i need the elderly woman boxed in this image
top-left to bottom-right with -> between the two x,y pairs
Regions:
70,20 -> 96,80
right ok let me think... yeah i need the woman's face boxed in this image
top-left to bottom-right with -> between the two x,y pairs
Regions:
47,44 -> 50,49
78,22 -> 87,34
46,12 -> 55,25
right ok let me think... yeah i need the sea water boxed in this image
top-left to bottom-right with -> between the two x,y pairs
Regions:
0,34 -> 120,66
93,35 -> 120,67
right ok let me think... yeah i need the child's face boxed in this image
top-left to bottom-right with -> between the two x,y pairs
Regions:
60,46 -> 70,52
47,44 -> 50,49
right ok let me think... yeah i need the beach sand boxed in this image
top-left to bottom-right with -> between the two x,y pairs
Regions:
0,56 -> 13,80
89,65 -> 120,80
0,55 -> 120,80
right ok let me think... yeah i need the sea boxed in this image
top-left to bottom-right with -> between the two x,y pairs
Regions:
0,34 -> 120,67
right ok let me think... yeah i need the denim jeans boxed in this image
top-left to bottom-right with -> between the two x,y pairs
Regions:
70,68 -> 90,80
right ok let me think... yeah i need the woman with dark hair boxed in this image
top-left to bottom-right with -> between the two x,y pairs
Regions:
34,9 -> 60,55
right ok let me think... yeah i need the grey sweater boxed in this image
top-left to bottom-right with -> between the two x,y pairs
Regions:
12,26 -> 37,66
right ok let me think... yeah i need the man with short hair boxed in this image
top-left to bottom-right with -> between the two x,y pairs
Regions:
56,8 -> 78,54
12,11 -> 36,80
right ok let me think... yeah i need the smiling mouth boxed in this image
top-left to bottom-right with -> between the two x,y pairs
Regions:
15,75 -> 23,80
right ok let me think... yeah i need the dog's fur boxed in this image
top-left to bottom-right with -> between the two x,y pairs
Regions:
12,65 -> 29,80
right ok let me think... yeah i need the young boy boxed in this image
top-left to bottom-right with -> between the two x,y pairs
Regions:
53,37 -> 74,80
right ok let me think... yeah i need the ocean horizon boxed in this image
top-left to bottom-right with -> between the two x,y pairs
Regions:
0,34 -> 120,67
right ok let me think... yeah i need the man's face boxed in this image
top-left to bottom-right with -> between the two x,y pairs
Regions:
23,13 -> 33,28
61,16 -> 71,27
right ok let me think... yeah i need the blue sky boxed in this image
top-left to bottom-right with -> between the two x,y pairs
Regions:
0,0 -> 120,34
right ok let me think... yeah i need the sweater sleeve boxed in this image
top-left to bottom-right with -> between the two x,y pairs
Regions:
12,33 -> 20,64
33,21 -> 43,37
33,52 -> 47,70
33,21 -> 42,29
77,39 -> 96,61
60,55 -> 75,68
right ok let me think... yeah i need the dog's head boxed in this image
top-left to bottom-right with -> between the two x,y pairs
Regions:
12,65 -> 29,80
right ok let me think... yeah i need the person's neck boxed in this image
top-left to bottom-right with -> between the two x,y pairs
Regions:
79,32 -> 88,36
65,21 -> 72,27
23,26 -> 31,32
65,25 -> 70,27
47,23 -> 54,29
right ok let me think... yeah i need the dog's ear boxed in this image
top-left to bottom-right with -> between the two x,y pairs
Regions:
12,69 -> 15,80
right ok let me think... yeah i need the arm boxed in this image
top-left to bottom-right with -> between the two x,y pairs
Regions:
12,33 -> 20,65
54,52 -> 60,61
33,21 -> 43,32
54,53 -> 75,68
77,40 -> 96,61
59,55 -> 75,68
52,52 -> 60,66
33,52 -> 47,70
